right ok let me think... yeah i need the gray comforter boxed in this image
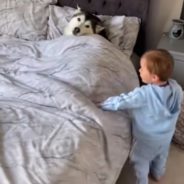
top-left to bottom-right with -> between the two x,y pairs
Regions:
0,35 -> 139,184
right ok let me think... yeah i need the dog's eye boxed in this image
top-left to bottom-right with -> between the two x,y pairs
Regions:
77,18 -> 81,21
85,25 -> 90,28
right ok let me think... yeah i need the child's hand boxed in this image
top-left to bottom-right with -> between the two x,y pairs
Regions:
97,96 -> 120,111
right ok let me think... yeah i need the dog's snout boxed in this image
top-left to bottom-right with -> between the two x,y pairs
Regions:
73,27 -> 80,35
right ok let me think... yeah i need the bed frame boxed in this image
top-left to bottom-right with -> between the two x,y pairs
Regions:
57,0 -> 150,55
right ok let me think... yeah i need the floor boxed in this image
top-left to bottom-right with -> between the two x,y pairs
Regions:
116,144 -> 184,184
149,144 -> 184,184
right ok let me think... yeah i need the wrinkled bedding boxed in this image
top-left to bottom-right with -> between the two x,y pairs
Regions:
0,35 -> 139,184
0,2 -> 139,184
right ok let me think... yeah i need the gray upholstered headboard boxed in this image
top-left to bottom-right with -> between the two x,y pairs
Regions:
57,0 -> 150,55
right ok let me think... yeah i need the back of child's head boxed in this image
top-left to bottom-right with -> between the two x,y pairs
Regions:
142,49 -> 174,81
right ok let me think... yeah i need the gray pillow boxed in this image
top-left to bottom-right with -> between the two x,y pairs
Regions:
0,2 -> 51,40
0,0 -> 57,9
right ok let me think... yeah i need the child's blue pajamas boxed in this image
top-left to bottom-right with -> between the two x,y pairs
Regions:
130,139 -> 170,184
100,79 -> 183,184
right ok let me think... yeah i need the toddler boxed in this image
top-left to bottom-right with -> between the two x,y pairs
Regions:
99,49 -> 183,184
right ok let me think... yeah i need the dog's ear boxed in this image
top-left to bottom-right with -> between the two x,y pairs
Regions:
75,5 -> 82,14
95,25 -> 105,33
66,15 -> 72,22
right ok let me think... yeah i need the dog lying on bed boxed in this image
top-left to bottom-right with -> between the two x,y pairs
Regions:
64,7 -> 107,39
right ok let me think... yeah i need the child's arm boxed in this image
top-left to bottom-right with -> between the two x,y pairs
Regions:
99,87 -> 146,111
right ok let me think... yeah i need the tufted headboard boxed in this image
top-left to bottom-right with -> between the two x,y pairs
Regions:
57,0 -> 150,55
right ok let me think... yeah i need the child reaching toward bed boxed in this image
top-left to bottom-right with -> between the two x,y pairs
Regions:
99,49 -> 183,184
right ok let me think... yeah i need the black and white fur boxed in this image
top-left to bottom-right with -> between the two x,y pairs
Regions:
64,7 -> 107,38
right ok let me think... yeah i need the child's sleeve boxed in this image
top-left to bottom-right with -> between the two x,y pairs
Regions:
100,87 -> 146,111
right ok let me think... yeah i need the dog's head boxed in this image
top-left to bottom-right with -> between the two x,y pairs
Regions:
64,7 -> 106,37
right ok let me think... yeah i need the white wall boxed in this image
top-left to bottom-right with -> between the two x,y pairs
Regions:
146,0 -> 183,49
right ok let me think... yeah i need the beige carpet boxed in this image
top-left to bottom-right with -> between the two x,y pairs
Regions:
149,144 -> 184,184
116,144 -> 184,184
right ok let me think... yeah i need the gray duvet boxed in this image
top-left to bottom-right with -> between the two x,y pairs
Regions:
0,35 -> 139,184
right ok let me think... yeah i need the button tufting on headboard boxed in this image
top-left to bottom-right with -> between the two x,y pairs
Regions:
57,0 -> 149,23
102,1 -> 106,6
118,2 -> 122,8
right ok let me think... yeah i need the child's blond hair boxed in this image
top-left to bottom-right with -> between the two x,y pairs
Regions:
142,49 -> 174,81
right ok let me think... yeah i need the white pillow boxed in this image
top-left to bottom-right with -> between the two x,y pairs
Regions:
47,5 -> 74,39
0,0 -> 57,10
98,15 -> 126,50
120,17 -> 141,56
0,3 -> 50,41
47,6 -> 140,56
99,15 -> 140,56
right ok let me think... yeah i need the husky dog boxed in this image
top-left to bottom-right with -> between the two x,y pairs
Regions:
64,7 -> 107,38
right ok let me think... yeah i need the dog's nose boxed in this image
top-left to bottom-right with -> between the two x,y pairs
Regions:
73,27 -> 80,35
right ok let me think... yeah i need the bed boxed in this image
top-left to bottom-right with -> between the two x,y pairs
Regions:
0,0 -> 149,184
